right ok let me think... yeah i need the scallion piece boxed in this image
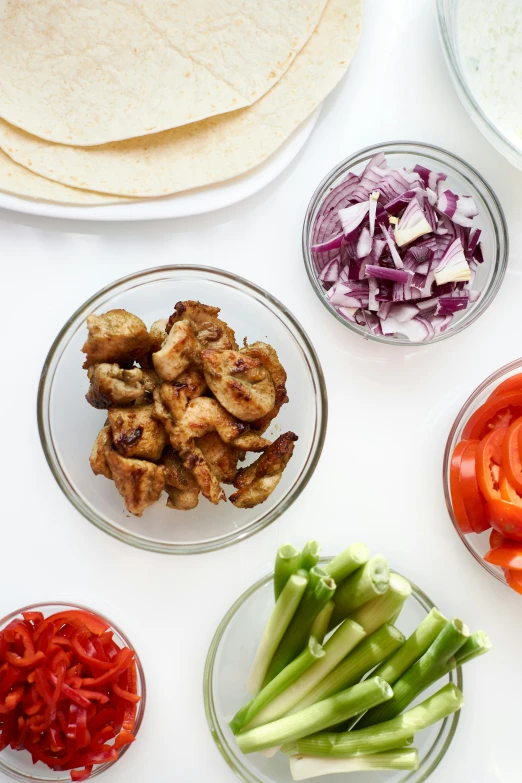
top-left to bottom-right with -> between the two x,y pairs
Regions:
236,677 -> 393,755
330,556 -> 390,628
292,624 -> 405,712
247,573 -> 308,696
299,541 -> 321,572
263,568 -> 336,686
289,748 -> 419,779
231,638 -> 324,735
453,630 -> 492,665
358,618 -> 469,727
296,683 -> 464,757
310,601 -> 334,645
349,573 -> 412,635
274,544 -> 302,601
250,619 -> 366,728
324,543 -> 369,584
374,608 -> 447,685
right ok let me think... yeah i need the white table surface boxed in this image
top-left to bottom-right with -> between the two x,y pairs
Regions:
1,0 -> 521,781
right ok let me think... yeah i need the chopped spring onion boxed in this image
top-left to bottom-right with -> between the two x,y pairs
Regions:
289,749 -> 420,779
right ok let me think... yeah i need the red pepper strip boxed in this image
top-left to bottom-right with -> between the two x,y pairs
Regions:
91,637 -> 109,664
75,746 -> 118,765
90,725 -> 115,747
76,690 -> 110,704
71,767 -> 93,782
47,673 -> 91,709
114,729 -> 135,750
86,707 -> 116,734
112,683 -> 141,704
75,707 -> 89,749
67,664 -> 83,678
66,677 -> 84,689
36,625 -> 55,655
24,700 -> 44,717
4,687 -> 24,710
52,636 -> 73,648
22,612 -> 44,625
0,666 -> 22,699
38,611 -> 109,639
5,650 -> 46,668
0,635 -> 9,660
48,725 -> 65,753
67,703 -> 78,741
81,649 -> 134,688
71,630 -> 114,672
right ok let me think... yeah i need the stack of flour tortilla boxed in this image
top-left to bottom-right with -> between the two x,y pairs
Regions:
0,0 -> 362,205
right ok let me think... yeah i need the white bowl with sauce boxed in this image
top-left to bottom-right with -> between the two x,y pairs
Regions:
437,0 -> 522,171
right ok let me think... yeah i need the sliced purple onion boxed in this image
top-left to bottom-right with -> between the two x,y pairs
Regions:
311,152 -> 484,341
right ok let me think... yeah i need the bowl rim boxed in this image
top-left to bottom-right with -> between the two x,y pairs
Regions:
203,559 -> 463,783
37,264 -> 328,555
302,139 -> 509,347
442,356 -> 522,588
436,0 -> 522,167
0,601 -> 146,782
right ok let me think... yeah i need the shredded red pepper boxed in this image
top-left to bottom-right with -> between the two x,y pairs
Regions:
0,609 -> 140,780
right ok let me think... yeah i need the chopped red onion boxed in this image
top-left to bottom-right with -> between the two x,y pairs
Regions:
311,153 -> 484,341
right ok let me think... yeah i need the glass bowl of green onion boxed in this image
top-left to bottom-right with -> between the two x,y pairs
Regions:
204,551 -> 467,783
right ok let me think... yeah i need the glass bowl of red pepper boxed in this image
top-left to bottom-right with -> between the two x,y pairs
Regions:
444,358 -> 522,595
0,603 -> 145,782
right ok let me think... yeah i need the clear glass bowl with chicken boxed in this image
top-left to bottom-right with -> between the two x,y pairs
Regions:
38,267 -> 327,554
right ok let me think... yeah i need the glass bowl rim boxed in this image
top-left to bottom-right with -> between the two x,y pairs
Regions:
302,139 -> 509,347
37,263 -> 328,556
203,558 -> 463,783
436,0 -> 522,166
442,356 -> 522,586
0,600 -> 146,783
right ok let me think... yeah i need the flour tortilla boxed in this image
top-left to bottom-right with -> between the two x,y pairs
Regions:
0,0 -> 362,199
0,150 -> 128,205
0,0 -> 327,146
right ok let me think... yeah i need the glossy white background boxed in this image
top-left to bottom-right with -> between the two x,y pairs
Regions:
1,0 -> 521,781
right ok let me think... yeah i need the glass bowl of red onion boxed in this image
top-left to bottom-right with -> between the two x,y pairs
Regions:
302,141 -> 508,346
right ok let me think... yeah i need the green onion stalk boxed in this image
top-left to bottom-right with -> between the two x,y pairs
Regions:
299,541 -> 321,572
374,608 -> 448,685
358,618 -> 469,728
296,683 -> 464,758
310,602 -> 334,645
236,677 -> 393,755
349,573 -> 412,635
274,544 -> 302,601
263,568 -> 336,686
247,573 -> 308,696
329,556 -> 390,629
249,619 -> 366,728
289,749 -> 419,780
291,624 -> 405,713
324,543 -> 369,584
231,638 -> 325,735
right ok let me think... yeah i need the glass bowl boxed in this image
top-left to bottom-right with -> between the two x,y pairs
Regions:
302,141 -> 508,346
0,602 -> 145,782
204,559 -> 463,783
443,357 -> 522,589
437,0 -> 522,171
38,265 -> 327,555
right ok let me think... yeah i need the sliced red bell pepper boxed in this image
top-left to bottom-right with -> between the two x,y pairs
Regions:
71,631 -> 113,672
71,767 -> 93,782
463,392 -> 522,441
504,568 -> 522,594
114,729 -> 135,750
112,683 -> 141,704
488,498 -> 522,542
81,649 -> 134,688
484,544 -> 522,569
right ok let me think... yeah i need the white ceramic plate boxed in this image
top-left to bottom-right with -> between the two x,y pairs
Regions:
0,110 -> 320,221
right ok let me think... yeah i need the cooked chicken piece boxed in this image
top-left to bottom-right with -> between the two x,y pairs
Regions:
85,363 -> 144,409
162,449 -> 200,510
201,349 -> 275,422
149,319 -> 168,353
170,397 -> 247,449
230,432 -> 298,508
167,300 -> 238,351
142,369 -> 161,394
89,425 -> 113,479
231,432 -> 272,452
242,342 -> 288,433
82,309 -> 151,369
198,432 -> 239,484
167,398 -> 247,504
108,404 -> 167,461
105,449 -> 165,516
152,320 -> 200,381
152,369 -> 207,436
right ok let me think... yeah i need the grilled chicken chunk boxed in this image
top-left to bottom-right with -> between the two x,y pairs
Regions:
82,309 -> 150,369
108,404 -> 166,461
162,449 -> 200,510
201,349 -> 275,422
105,450 -> 165,517
86,363 -> 144,409
167,300 -> 238,351
230,432 -> 297,508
